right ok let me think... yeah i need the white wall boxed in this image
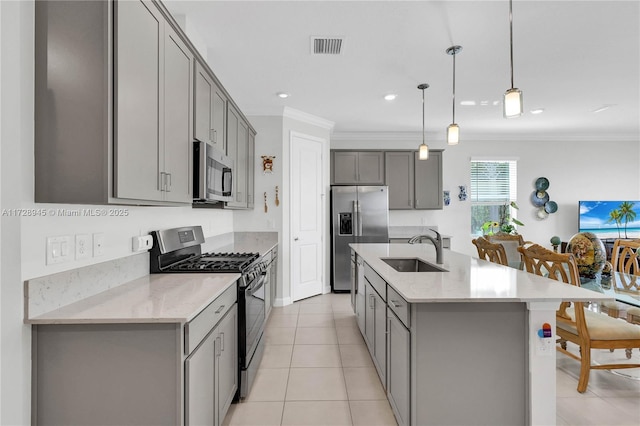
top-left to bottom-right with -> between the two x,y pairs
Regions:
0,2 -> 235,423
235,110 -> 333,305
332,135 -> 640,257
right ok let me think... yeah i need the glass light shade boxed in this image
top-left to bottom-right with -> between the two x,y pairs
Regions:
503,88 -> 523,118
447,123 -> 459,145
418,143 -> 429,160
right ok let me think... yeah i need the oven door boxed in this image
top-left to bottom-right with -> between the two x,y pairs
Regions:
243,271 -> 266,366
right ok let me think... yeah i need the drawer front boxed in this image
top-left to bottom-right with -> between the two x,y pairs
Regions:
364,262 -> 386,301
185,283 -> 237,354
387,285 -> 410,328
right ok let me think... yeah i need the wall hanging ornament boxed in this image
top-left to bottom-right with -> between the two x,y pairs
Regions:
264,192 -> 268,213
261,156 -> 276,174
443,190 -> 451,206
275,186 -> 280,206
531,177 -> 557,220
458,185 -> 467,201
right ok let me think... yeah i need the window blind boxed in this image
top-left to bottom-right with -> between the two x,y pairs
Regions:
470,160 -> 517,204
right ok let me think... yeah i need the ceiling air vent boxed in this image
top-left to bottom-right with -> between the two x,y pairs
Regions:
311,37 -> 344,55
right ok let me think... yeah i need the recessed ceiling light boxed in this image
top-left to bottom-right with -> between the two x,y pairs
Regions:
460,100 -> 476,106
592,105 -> 614,113
277,92 -> 290,99
530,108 -> 545,114
384,94 -> 397,101
492,100 -> 501,106
480,100 -> 489,106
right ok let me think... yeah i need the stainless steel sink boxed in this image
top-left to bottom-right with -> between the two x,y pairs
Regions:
381,258 -> 448,272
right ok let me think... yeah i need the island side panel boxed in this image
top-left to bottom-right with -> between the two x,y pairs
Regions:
412,302 -> 527,426
526,302 -> 558,426
32,323 -> 182,425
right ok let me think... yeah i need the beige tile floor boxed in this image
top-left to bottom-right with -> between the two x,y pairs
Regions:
224,293 -> 640,426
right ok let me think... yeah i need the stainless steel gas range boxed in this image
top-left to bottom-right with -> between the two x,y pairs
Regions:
149,226 -> 267,400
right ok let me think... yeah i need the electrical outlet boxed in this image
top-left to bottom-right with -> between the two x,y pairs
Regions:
46,236 -> 73,265
93,233 -> 105,256
75,234 -> 92,260
132,235 -> 153,252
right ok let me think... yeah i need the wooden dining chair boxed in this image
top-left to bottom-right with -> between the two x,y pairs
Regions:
518,243 -> 640,393
471,236 -> 509,266
610,239 -> 640,290
486,233 -> 531,269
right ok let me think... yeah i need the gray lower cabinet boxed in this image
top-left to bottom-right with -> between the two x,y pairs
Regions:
387,307 -> 410,426
332,151 -> 385,185
32,286 -> 238,426
355,256 -> 366,335
363,272 -> 386,387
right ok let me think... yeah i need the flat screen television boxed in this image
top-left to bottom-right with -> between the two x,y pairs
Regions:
578,200 -> 640,240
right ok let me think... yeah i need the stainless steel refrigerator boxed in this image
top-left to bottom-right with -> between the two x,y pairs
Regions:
331,186 -> 389,291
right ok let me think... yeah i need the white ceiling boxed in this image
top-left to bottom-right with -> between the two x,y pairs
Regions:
165,0 -> 640,141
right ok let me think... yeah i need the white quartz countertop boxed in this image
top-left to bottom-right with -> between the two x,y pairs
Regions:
350,243 -> 612,304
26,273 -> 240,325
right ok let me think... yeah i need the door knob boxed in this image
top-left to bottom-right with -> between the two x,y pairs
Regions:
294,237 -> 299,241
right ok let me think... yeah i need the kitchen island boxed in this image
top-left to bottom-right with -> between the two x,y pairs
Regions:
350,243 -> 611,426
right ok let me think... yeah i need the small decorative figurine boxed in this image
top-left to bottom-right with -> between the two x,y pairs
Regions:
443,190 -> 450,206
264,192 -> 268,213
261,156 -> 276,174
275,186 -> 280,206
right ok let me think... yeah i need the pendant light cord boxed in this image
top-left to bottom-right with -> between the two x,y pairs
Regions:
509,0 -> 515,89
422,88 -> 426,144
452,52 -> 456,123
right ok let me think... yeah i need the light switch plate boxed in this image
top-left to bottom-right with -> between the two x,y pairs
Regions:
46,236 -> 73,265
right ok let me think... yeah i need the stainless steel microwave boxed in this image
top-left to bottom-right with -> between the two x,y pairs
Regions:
193,141 -> 233,203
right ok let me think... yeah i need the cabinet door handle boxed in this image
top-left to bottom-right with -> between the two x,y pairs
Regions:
159,172 -> 166,191
213,129 -> 217,143
214,304 -> 226,314
220,332 -> 225,352
390,300 -> 402,308
215,336 -> 222,357
166,173 -> 172,192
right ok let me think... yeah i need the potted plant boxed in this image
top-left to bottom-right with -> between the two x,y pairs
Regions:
482,201 -> 524,235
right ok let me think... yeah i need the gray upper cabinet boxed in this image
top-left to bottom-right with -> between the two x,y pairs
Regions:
385,152 -> 415,209
384,149 -> 443,210
414,150 -> 443,209
246,130 -> 256,209
35,0 -> 192,205
115,0 -> 192,203
226,104 -> 251,209
161,24 -> 193,203
194,61 -> 227,153
332,151 -> 384,185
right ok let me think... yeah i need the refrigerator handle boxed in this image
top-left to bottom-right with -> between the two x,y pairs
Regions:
352,200 -> 359,237
356,200 -> 363,236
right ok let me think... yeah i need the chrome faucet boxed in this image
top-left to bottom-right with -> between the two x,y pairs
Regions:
408,229 -> 444,264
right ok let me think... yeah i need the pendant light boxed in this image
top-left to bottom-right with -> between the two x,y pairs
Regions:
446,45 -> 462,145
417,83 -> 429,160
504,0 -> 523,118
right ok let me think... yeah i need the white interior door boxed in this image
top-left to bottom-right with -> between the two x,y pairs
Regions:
291,132 -> 325,301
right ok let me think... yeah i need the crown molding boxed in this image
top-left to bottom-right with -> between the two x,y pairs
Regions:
283,107 -> 335,130
331,131 -> 639,143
